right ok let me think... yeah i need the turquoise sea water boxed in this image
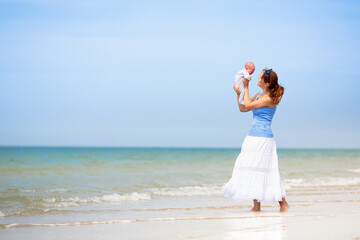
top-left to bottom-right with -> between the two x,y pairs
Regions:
0,147 -> 360,224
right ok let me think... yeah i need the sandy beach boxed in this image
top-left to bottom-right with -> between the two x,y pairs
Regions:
1,186 -> 360,240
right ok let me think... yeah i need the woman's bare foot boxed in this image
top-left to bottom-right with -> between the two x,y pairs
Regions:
251,200 -> 261,211
279,198 -> 289,212
251,206 -> 261,211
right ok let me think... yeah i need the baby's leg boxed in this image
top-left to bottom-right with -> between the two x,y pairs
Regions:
239,81 -> 245,105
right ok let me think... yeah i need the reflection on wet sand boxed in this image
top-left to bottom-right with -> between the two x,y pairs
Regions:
221,212 -> 286,240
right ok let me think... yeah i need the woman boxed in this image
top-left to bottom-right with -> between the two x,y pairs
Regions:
221,68 -> 290,212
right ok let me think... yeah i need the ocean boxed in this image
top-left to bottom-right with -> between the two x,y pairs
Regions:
1,147 -> 360,229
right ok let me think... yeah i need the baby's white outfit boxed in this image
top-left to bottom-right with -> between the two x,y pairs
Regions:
234,69 -> 251,105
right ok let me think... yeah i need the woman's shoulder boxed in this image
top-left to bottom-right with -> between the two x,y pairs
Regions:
269,102 -> 277,108
259,95 -> 276,108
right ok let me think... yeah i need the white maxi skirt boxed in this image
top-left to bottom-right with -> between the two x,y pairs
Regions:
221,135 -> 287,203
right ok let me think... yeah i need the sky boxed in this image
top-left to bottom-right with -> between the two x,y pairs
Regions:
0,0 -> 359,148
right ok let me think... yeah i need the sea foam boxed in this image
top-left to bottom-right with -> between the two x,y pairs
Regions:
284,177 -> 360,188
27,192 -> 152,208
148,184 -> 221,196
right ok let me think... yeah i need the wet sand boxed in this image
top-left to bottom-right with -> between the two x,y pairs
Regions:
1,186 -> 360,240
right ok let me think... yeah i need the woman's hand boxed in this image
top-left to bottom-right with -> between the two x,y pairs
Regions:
233,84 -> 242,95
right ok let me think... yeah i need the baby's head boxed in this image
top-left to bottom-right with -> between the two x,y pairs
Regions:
245,62 -> 255,75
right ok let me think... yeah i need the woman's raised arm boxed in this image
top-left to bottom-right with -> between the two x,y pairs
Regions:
234,84 -> 260,112
251,92 -> 261,101
242,79 -> 273,109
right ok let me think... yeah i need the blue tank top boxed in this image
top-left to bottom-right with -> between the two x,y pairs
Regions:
248,92 -> 277,138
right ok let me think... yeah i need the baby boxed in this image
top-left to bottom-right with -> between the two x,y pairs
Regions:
234,62 -> 255,105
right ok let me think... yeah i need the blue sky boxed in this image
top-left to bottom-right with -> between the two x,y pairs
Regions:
0,0 -> 359,148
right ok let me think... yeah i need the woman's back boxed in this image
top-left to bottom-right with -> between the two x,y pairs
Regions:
248,94 -> 277,138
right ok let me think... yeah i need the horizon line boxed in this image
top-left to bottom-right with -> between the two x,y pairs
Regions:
0,145 -> 359,150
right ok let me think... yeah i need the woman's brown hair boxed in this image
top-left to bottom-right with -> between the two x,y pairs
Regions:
262,68 -> 284,105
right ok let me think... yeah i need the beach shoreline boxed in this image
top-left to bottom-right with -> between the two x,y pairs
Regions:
1,193 -> 360,240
